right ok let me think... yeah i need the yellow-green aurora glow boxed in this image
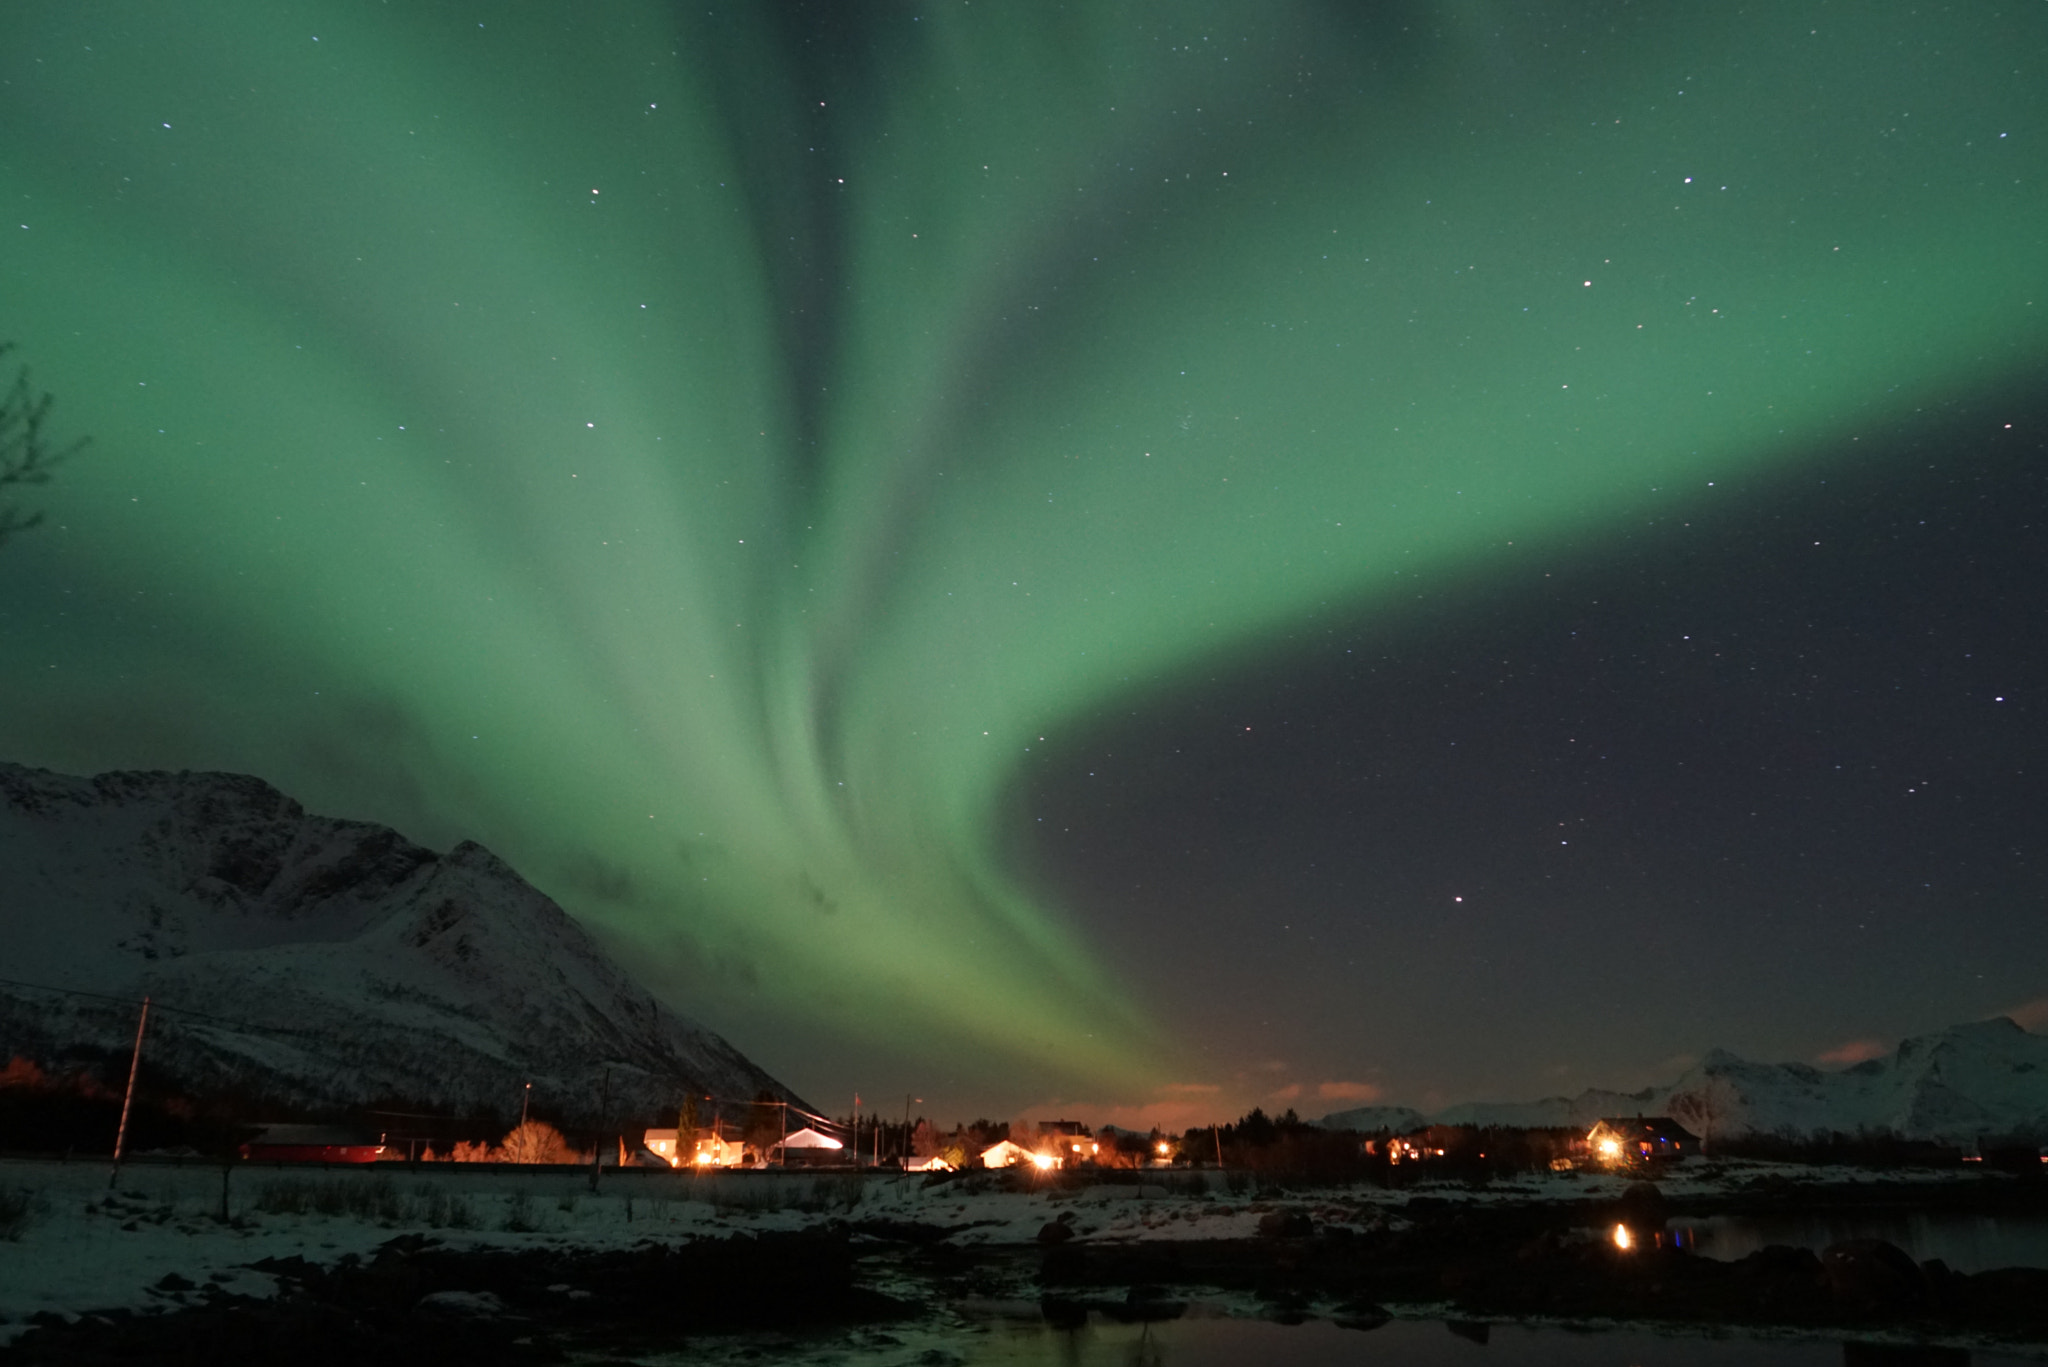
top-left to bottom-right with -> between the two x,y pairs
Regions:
3,2 -> 2044,1107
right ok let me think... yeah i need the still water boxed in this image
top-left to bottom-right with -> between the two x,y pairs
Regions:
1673,1214 -> 2048,1273
678,1310 -> 2043,1367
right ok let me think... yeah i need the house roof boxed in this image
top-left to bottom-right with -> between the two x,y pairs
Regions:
1591,1116 -> 1698,1142
249,1124 -> 381,1146
981,1139 -> 1037,1163
775,1126 -> 845,1150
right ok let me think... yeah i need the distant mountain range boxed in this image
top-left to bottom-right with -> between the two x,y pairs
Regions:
1320,1018 -> 2048,1144
0,761 -> 797,1128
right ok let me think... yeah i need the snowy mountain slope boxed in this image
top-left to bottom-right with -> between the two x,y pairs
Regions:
0,761 -> 798,1125
1318,1018 -> 2048,1143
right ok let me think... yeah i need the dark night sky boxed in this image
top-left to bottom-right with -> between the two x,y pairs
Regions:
1,1 -> 2043,1125
1009,391 -> 2048,1115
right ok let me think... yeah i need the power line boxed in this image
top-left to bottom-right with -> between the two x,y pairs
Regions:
1,975 -> 821,1108
0,974 -> 329,1041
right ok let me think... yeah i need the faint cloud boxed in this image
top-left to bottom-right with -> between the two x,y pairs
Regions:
1158,1082 -> 1221,1096
555,849 -> 640,906
1998,998 -> 2048,1032
1268,1083 -> 1303,1103
1816,1038 -> 1889,1067
1056,1097 -> 1232,1134
1316,1081 -> 1382,1103
1256,1060 -> 1290,1074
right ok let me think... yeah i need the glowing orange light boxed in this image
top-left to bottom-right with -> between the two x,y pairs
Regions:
1156,1142 -> 1171,1156
1612,1223 -> 1633,1250
1032,1153 -> 1056,1170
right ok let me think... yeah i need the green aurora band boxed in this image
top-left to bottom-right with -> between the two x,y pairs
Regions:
3,2 -> 2043,1102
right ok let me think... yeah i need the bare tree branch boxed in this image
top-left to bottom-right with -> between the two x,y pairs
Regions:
0,342 -> 89,547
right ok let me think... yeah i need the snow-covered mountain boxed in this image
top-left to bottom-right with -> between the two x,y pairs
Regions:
1320,1019 -> 2048,1144
0,761 -> 798,1126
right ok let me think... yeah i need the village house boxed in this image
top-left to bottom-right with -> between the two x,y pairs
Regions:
1037,1119 -> 1100,1167
979,1138 -> 1043,1169
239,1123 -> 387,1164
640,1126 -> 748,1167
770,1125 -> 849,1167
1360,1134 -> 1446,1165
1588,1116 -> 1698,1166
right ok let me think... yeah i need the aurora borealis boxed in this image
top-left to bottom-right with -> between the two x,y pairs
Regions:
3,2 -> 2044,1122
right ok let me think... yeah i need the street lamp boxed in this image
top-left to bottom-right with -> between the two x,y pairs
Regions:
902,1095 -> 922,1164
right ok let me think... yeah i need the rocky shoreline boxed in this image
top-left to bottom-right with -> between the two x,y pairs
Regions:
7,1186 -> 2048,1364
1,1229 -> 904,1364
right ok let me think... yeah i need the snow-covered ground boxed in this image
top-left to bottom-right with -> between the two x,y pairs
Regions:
0,760 -> 794,1126
1,1154 -> 2013,1345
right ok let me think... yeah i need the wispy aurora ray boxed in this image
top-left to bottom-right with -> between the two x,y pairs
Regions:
2,2 -> 2042,1099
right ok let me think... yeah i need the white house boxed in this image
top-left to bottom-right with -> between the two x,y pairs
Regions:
641,1127 -> 748,1167
771,1126 -> 849,1166
981,1138 -> 1050,1169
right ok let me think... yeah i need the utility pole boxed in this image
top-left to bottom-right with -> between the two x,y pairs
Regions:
109,996 -> 150,1190
520,1082 -> 531,1130
590,1066 -> 612,1193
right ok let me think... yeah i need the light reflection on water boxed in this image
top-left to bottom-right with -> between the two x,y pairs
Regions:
943,1318 -> 2041,1367
1673,1215 -> 2048,1274
660,1313 -> 2045,1367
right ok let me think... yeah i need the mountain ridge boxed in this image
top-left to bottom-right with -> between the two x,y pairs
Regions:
1319,1017 -> 2048,1144
0,760 -> 798,1128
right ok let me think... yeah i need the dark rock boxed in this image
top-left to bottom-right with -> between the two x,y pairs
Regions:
249,1254 -> 320,1282
412,1290 -> 507,1318
1332,1299 -> 1391,1331
1840,1343 -> 1970,1366
154,1273 -> 196,1292
1259,1289 -> 1311,1325
1445,1319 -> 1491,1344
1821,1239 -> 1925,1315
1257,1210 -> 1313,1239
1918,1257 -> 1957,1307
1036,1220 -> 1074,1245
1105,1286 -> 1185,1323
1617,1180 -> 1669,1229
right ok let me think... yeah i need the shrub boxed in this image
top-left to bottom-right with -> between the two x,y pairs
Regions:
413,1187 -> 478,1229
0,1187 -> 35,1240
255,1175 -> 405,1222
501,1190 -> 538,1232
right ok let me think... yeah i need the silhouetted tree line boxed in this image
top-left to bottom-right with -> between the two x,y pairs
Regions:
1708,1130 -> 1987,1169
1175,1109 -> 1590,1183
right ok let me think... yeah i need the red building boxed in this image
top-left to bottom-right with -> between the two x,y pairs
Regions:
239,1123 -> 387,1163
